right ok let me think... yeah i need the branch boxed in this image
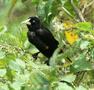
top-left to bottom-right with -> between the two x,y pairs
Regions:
86,0 -> 94,8
82,0 -> 94,14
70,0 -> 85,22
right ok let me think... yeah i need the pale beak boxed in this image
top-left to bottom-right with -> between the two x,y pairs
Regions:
21,18 -> 31,25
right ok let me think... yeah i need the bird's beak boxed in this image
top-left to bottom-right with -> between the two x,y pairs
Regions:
21,18 -> 31,25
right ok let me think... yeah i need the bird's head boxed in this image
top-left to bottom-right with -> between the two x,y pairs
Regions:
22,16 -> 41,31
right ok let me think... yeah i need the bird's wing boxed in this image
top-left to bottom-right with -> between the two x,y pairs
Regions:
36,27 -> 59,47
27,31 -> 49,50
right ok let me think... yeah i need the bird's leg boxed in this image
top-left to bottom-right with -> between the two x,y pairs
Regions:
44,58 -> 50,66
32,52 -> 40,60
32,52 -> 50,65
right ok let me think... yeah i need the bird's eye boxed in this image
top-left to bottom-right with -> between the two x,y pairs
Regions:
32,20 -> 36,23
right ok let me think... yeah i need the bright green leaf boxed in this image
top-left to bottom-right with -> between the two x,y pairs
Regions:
0,69 -> 6,77
76,22 -> 92,32
0,51 -> 5,59
55,82 -> 73,90
61,74 -> 76,83
76,85 -> 88,90
80,41 -> 89,50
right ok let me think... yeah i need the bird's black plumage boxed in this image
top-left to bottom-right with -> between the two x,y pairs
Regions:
25,16 -> 59,58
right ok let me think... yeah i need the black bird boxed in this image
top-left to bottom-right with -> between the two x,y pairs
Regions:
22,16 -> 59,63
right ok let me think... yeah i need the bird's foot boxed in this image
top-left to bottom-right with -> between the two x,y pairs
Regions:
44,59 -> 50,66
32,52 -> 40,60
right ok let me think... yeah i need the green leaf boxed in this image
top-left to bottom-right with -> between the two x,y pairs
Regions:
10,81 -> 22,90
0,84 -> 9,90
10,72 -> 30,90
61,74 -> 76,83
0,51 -> 5,59
55,82 -> 73,90
70,54 -> 92,72
8,59 -> 25,72
50,48 -> 60,66
9,60 -> 21,72
30,71 -> 49,85
0,25 -> 7,35
37,0 -> 46,20
0,69 -> 6,77
90,48 -> 94,60
76,22 -> 93,32
76,85 -> 87,90
44,0 -> 54,17
15,58 -> 25,69
80,41 -> 89,50
32,0 -> 41,4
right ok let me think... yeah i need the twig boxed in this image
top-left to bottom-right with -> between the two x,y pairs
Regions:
82,0 -> 94,14
70,0 -> 86,22
62,7 -> 78,22
82,2 -> 87,14
74,71 -> 86,86
86,0 -> 94,8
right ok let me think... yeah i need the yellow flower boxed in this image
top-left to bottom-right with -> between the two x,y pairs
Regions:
65,31 -> 79,45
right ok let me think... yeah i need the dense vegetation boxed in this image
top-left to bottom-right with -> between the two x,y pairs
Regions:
0,0 -> 94,90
